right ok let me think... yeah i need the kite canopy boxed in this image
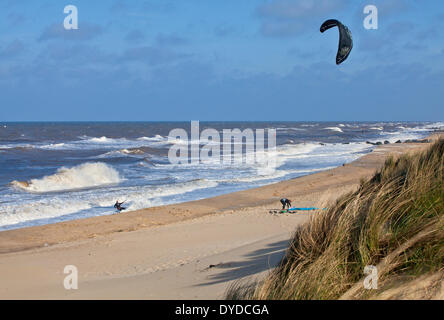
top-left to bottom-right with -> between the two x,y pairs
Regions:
320,19 -> 353,65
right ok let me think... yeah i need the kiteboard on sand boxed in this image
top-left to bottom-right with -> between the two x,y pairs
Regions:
280,207 -> 326,214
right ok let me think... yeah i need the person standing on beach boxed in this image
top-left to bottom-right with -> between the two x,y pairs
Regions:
280,198 -> 292,210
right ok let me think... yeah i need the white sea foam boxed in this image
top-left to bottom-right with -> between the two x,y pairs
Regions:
11,162 -> 121,193
37,135 -> 169,151
166,137 -> 203,146
275,143 -> 319,156
137,135 -> 164,141
300,124 -> 318,127
276,127 -> 306,132
0,143 -> 34,150
375,122 -> 441,143
124,179 -> 218,211
40,143 -> 66,149
324,127 -> 343,133
97,148 -> 149,158
218,166 -> 337,184
88,136 -> 115,143
80,136 -> 133,145
421,122 -> 444,129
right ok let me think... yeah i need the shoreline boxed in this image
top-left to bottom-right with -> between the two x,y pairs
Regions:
0,137 -> 437,255
0,135 -> 439,299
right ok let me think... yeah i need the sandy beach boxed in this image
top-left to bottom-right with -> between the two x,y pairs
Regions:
0,139 -> 436,299
2,0 -> 443,306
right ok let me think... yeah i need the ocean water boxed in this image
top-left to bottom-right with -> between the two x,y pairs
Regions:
0,121 -> 442,231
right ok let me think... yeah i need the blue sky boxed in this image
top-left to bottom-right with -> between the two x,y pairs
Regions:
0,0 -> 443,121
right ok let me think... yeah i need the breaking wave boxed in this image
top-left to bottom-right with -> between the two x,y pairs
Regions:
324,127 -> 343,133
11,162 -> 121,193
137,135 -> 165,141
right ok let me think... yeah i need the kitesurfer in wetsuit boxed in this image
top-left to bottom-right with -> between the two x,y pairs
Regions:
280,198 -> 292,210
114,200 -> 125,212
